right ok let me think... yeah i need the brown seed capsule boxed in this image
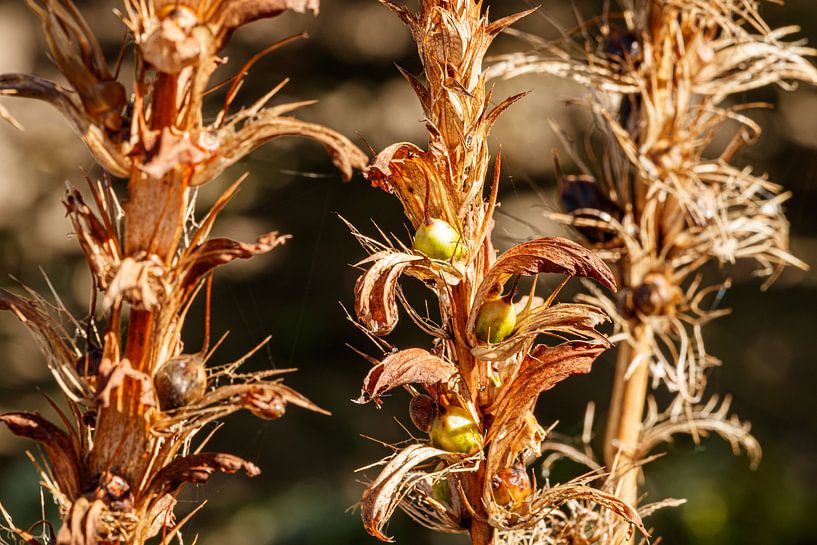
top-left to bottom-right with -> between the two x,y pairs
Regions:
492,465 -> 532,508
632,271 -> 683,316
558,174 -> 622,244
154,355 -> 207,411
604,27 -> 642,69
409,394 -> 437,432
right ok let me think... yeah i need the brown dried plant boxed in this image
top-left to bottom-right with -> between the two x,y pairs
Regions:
489,0 -> 817,543
0,0 -> 367,544
349,2 -> 647,544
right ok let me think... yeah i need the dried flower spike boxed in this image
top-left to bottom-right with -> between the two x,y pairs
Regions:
490,1 -> 817,543
0,0 -> 366,543
350,2 -> 644,544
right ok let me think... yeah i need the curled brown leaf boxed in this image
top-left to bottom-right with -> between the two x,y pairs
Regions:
354,252 -> 426,336
146,452 -> 260,498
181,232 -> 291,290
360,444 -> 453,542
195,111 -> 368,185
486,342 -> 607,476
466,237 -> 616,346
0,412 -> 82,499
356,348 -> 459,406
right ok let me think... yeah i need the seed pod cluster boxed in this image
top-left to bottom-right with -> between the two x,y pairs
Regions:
631,271 -> 683,316
154,354 -> 207,411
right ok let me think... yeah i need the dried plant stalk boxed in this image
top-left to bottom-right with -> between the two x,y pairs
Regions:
490,0 -> 816,543
0,0 -> 366,543
350,2 -> 645,544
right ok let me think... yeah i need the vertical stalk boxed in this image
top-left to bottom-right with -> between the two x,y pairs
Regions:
90,72 -> 188,485
605,251 -> 653,544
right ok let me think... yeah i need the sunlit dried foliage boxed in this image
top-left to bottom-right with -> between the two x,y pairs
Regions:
350,2 -> 645,544
490,0 -> 816,543
0,0 -> 367,543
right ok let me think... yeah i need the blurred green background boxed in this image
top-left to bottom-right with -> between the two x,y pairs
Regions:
0,1 -> 816,544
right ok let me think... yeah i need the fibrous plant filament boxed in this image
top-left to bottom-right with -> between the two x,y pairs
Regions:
491,1 -> 817,543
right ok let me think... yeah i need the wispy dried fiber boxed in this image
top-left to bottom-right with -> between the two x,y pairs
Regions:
490,0 -> 816,542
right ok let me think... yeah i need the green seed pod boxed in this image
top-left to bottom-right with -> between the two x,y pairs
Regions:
413,218 -> 466,261
474,297 -> 517,344
429,406 -> 482,455
432,477 -> 452,504
154,355 -> 207,411
409,394 -> 437,432
492,465 -> 532,508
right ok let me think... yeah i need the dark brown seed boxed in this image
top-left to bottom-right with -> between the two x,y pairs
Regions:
409,394 -> 437,432
604,27 -> 642,68
154,355 -> 207,411
558,174 -> 621,243
632,272 -> 682,316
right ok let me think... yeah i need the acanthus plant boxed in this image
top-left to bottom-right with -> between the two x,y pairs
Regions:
490,0 -> 817,542
350,2 -> 646,544
0,0 -> 367,543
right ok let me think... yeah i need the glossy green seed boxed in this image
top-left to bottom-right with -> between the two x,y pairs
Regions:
429,406 -> 482,455
474,298 -> 517,344
414,218 -> 466,261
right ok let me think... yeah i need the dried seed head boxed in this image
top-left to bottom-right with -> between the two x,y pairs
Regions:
409,394 -> 437,432
492,465 -> 532,508
154,355 -> 207,411
632,272 -> 683,316
413,218 -> 467,261
604,27 -> 642,69
429,406 -> 482,455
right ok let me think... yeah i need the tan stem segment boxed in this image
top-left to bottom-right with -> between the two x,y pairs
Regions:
604,323 -> 652,544
91,73 -> 189,486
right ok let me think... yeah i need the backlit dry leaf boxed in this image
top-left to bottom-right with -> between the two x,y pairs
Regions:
486,342 -> 607,475
354,252 -> 426,336
0,74 -> 130,176
361,444 -> 452,542
220,0 -> 319,32
466,237 -> 616,346
356,348 -> 459,406
181,232 -> 291,289
0,412 -> 82,499
195,111 -> 368,185
0,289 -> 90,401
364,142 -> 459,228
146,453 -> 260,498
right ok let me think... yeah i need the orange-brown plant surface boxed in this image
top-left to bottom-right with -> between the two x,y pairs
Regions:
350,2 -> 646,544
0,0 -> 366,543
491,0 -> 817,543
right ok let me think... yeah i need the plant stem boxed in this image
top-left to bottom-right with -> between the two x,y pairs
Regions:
90,73 -> 188,486
605,323 -> 652,544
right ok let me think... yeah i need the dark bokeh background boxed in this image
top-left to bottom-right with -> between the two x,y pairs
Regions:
1,1 -> 816,544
